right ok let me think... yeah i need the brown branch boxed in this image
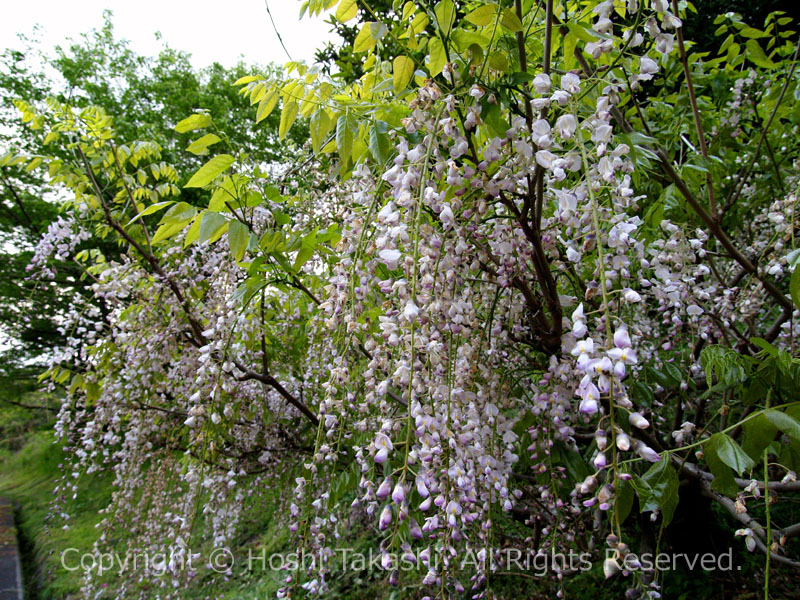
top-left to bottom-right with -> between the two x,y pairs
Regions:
234,360 -> 319,427
698,478 -> 800,569
671,0 -> 716,219
0,167 -> 38,232
76,145 -> 207,343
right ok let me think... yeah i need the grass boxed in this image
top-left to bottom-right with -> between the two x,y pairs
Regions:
0,394 -> 112,599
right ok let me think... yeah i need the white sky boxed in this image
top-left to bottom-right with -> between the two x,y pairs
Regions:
1,0 -> 339,68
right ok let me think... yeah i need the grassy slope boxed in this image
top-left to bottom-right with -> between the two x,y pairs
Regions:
0,397 -> 396,599
0,398 -> 109,599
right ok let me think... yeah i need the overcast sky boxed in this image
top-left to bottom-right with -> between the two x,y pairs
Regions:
2,0 -> 338,68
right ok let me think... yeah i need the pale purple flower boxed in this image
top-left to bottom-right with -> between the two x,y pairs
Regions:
416,477 -> 430,498
533,73 -> 551,94
613,328 -> 631,349
535,150 -> 557,169
634,440 -> 660,462
571,337 -> 595,357
622,288 -> 642,303
391,481 -> 406,504
607,346 -> 637,365
379,505 -> 393,530
593,451 -> 607,469
446,500 -> 462,526
687,304 -> 704,316
573,320 -> 588,338
377,477 -> 393,500
403,300 -> 420,322
629,412 -> 649,429
561,72 -> 581,94
409,518 -> 423,539
555,114 -> 577,139
374,432 -> 393,463
640,57 -> 659,75
439,203 -> 455,229
378,248 -> 402,270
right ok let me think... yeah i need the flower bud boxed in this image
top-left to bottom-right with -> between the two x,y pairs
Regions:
391,482 -> 406,505
593,452 -> 607,469
379,505 -> 393,530
376,477 -> 392,500
595,429 -> 608,451
603,557 -> 621,578
629,412 -> 649,429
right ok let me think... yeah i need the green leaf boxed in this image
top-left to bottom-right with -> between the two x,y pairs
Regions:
260,230 -> 285,252
393,55 -> 415,92
151,203 -> 196,243
750,337 -> 779,357
353,22 -> 386,53
159,202 -> 196,226
126,200 -> 175,226
279,100 -> 299,140
764,409 -> 800,443
566,21 -> 600,43
427,36 -> 447,77
705,443 -> 739,497
336,0 -> 357,22
198,211 -> 228,244
742,413 -> 778,460
487,51 -> 508,72
700,345 -> 747,387
790,266 -> 800,309
208,176 -> 241,211
369,120 -> 392,165
233,75 -> 260,86
631,456 -> 679,526
616,479 -> 635,525
294,244 -> 315,272
310,110 -> 333,155
410,12 -> 429,34
183,215 -> 202,248
336,112 -> 357,166
500,8 -> 523,32
256,88 -> 279,123
708,433 -> 755,475
745,39 -> 776,69
434,0 -> 456,36
739,26 -> 769,39
563,32 -> 577,70
175,113 -> 213,133
663,362 -> 683,386
186,133 -> 222,156
465,5 -> 496,26
228,220 -> 250,261
185,154 -> 235,188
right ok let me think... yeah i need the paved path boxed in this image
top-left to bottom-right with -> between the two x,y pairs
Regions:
0,498 -> 23,600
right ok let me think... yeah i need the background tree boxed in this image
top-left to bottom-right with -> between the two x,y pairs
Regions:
0,13 -> 307,395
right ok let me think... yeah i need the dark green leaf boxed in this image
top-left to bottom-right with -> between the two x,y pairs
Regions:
764,409 -> 800,443
742,413 -> 778,460
631,455 -> 679,526
708,433 -> 754,475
